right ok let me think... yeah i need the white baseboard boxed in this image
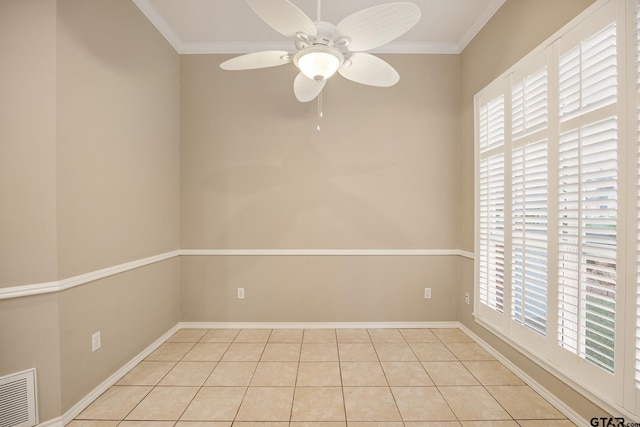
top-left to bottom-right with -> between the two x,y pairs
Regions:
51,321 -> 590,427
37,417 -> 63,427
458,323 -> 590,427
59,324 -> 181,425
179,321 -> 460,330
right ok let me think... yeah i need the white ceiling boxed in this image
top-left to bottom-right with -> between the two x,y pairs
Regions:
132,0 -> 506,54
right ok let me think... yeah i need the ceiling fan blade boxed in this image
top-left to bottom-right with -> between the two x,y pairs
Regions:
245,0 -> 317,39
294,72 -> 326,102
220,51 -> 292,70
338,53 -> 399,87
336,2 -> 421,52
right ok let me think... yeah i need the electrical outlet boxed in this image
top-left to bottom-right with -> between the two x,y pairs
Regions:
91,331 -> 101,352
237,288 -> 245,299
424,288 -> 432,299
465,292 -> 470,305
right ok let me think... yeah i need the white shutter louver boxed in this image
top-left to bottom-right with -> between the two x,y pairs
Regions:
479,94 -> 506,314
479,96 -> 505,154
511,65 -> 549,337
512,67 -> 548,139
512,139 -> 548,336
558,118 -> 618,374
559,23 -> 617,122
557,17 -> 617,375
480,154 -> 506,312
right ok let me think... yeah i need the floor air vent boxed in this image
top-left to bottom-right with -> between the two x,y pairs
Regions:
0,369 -> 37,427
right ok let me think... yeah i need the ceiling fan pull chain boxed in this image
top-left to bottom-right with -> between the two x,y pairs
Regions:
317,90 -> 323,131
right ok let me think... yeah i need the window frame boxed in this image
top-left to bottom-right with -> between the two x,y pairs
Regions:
474,0 -> 635,417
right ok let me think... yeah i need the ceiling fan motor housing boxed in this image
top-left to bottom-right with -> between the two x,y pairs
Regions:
294,45 -> 344,81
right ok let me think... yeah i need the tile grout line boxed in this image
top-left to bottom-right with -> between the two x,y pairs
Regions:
388,328 -> 409,424
167,331 -> 207,423
233,328 -> 272,423
406,329 -> 463,425
290,329 -> 306,422
335,328 -> 347,424
175,329 -> 224,423
71,327 -> 574,426
122,340 -> 199,423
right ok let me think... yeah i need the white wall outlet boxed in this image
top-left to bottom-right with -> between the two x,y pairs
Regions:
465,292 -> 470,304
91,331 -> 101,352
237,288 -> 245,299
424,288 -> 432,299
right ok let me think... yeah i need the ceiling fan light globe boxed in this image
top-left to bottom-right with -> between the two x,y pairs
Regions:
294,46 -> 343,81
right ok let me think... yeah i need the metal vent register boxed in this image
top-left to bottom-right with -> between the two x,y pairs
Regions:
0,369 -> 37,427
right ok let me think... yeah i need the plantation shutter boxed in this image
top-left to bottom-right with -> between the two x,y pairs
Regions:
511,66 -> 549,336
559,23 -> 617,121
479,95 -> 506,313
557,22 -> 618,374
479,95 -> 506,153
512,140 -> 548,336
479,154 -> 506,312
512,68 -> 548,139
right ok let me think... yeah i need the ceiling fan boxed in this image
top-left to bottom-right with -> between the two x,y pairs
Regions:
220,0 -> 422,103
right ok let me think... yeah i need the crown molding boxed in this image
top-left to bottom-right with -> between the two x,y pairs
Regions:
133,0 -> 496,55
179,41 -> 459,55
132,0 -> 183,53
457,0 -> 506,53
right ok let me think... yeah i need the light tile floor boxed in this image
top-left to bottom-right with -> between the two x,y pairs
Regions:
70,328 -> 576,427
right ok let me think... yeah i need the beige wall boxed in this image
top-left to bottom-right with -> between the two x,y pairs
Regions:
56,0 -> 181,278
180,54 -> 461,321
182,255 -> 460,322
0,295 -> 62,421
457,0 -> 607,420
59,259 -> 180,410
0,0 -> 181,421
181,54 -> 460,250
0,0 -> 58,288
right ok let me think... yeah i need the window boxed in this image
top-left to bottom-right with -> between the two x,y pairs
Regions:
511,66 -> 549,336
558,117 -> 618,374
475,0 -> 636,417
557,21 -> 618,375
478,95 -> 506,313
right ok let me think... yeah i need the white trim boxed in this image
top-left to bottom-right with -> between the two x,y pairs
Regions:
132,0 -> 493,55
58,251 -> 180,291
0,249 -> 473,301
457,0 -> 507,52
458,250 -> 475,260
0,251 -> 181,301
0,280 -> 61,300
132,0 -> 183,53
471,314 -> 638,422
59,324 -> 180,425
37,417 -> 63,427
181,249 -> 473,257
179,321 -> 460,330
458,323 -> 591,427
